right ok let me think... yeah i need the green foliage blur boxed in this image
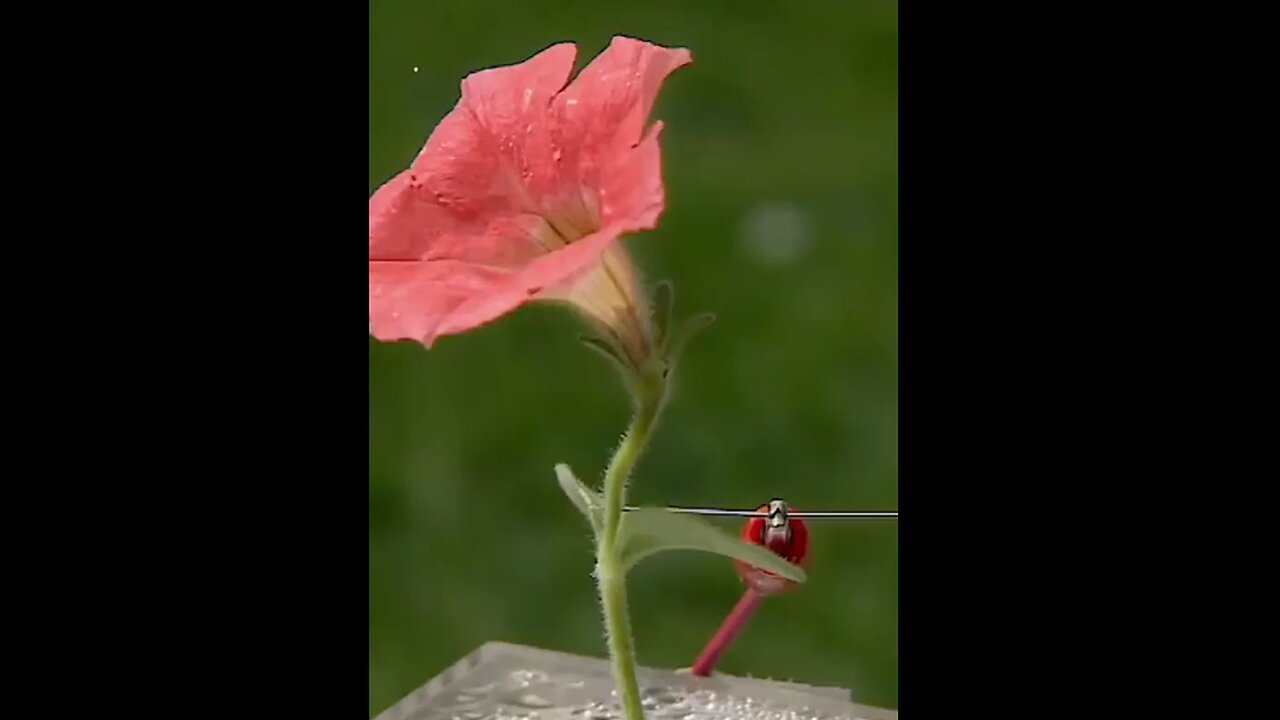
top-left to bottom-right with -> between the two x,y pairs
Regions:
369,1 -> 897,715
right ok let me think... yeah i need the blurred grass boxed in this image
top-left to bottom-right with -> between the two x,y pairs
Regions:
370,0 -> 897,715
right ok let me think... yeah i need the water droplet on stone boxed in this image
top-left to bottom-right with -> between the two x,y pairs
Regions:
509,669 -> 550,685
515,694 -> 553,708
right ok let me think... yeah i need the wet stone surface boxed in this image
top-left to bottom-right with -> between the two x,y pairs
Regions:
375,643 -> 895,720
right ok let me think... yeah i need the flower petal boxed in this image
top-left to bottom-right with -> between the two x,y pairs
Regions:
550,37 -> 691,233
368,43 -> 583,346
555,36 -> 692,157
369,259 -> 511,345
434,222 -> 628,338
368,38 -> 689,349
598,120 -> 668,230
369,42 -> 579,264
457,42 -> 580,209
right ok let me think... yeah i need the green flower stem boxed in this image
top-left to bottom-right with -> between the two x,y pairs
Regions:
596,371 -> 667,720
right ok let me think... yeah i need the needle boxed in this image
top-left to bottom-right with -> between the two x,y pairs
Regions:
623,505 -> 898,519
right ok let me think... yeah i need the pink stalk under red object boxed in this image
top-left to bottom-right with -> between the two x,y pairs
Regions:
623,498 -> 896,675
691,500 -> 810,676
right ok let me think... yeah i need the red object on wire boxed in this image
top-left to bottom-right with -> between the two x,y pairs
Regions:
690,501 -> 810,676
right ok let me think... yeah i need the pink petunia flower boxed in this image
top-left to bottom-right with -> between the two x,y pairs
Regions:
369,36 -> 692,367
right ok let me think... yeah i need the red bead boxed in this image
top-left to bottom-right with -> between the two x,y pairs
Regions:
732,503 -> 810,596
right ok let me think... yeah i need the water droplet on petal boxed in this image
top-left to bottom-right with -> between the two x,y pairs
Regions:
553,149 -> 562,162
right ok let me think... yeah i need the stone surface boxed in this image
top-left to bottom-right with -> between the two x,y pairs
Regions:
374,642 -> 897,720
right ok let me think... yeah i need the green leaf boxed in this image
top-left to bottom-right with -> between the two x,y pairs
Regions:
616,507 -> 807,583
579,334 -> 632,372
665,313 -> 716,361
651,280 -> 674,346
555,463 -> 603,535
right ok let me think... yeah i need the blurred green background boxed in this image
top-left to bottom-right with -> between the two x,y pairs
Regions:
369,0 -> 897,716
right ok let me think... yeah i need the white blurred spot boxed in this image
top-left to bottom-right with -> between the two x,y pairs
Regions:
738,201 -> 813,265
412,66 -> 419,73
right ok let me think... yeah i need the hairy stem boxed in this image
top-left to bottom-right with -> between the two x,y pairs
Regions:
595,378 -> 665,720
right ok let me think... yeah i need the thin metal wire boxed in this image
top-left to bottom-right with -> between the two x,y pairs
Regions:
623,506 -> 898,519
